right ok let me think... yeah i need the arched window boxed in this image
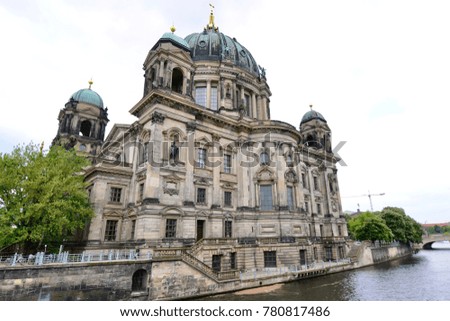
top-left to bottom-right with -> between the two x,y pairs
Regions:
131,269 -> 148,292
80,120 -> 92,137
171,68 -> 183,94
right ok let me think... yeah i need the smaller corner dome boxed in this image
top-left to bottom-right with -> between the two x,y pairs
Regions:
300,109 -> 327,125
153,31 -> 191,52
70,88 -> 104,109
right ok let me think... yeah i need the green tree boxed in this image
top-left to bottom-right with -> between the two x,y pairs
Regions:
404,215 -> 423,243
348,211 -> 394,242
380,207 -> 407,243
0,143 -> 93,252
380,207 -> 422,243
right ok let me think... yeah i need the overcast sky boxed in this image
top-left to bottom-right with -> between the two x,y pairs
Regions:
1,0 -> 449,224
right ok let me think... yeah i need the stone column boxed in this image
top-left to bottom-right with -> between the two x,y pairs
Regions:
247,149 -> 255,207
218,78 -> 223,108
324,169 -> 332,215
212,139 -> 221,207
236,142 -> 248,207
145,111 -> 165,202
233,82 -> 238,109
158,60 -> 165,86
182,74 -> 187,95
251,93 -> 257,119
308,168 -> 316,214
256,95 -> 261,120
262,97 -> 268,120
184,130 -> 195,203
206,80 -> 211,109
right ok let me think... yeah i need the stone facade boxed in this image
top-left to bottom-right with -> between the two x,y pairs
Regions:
53,10 -> 349,288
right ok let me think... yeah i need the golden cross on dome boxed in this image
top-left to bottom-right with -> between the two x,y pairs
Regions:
207,3 -> 218,31
88,78 -> 93,89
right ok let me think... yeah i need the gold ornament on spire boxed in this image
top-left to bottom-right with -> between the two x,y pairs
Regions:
170,24 -> 176,33
88,78 -> 93,89
206,3 -> 219,31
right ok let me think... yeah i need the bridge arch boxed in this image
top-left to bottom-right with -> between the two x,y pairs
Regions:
421,235 -> 450,249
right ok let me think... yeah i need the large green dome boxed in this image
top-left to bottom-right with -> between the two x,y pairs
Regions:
185,29 -> 260,76
70,88 -> 104,109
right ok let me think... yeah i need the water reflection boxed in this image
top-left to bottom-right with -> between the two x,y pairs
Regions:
202,242 -> 450,301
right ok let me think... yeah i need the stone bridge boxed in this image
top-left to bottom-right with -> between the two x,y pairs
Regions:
421,234 -> 450,249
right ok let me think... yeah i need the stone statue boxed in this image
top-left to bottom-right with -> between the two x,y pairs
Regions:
170,141 -> 179,163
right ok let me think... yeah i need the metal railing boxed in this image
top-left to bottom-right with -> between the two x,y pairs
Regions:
0,249 -> 152,267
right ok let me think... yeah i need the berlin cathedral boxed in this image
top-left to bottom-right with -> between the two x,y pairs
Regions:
53,8 -> 348,273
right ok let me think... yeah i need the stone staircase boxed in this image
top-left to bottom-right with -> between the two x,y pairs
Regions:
152,245 -> 239,283
181,250 -> 239,282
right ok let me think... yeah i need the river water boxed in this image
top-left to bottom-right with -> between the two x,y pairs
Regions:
205,242 -> 450,301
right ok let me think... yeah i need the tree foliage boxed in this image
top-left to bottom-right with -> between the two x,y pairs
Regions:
380,207 -> 422,243
0,143 -> 93,252
426,225 -> 450,235
348,212 -> 394,242
347,207 -> 423,244
380,207 -> 407,243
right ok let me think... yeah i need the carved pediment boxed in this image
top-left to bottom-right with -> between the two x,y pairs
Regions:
196,210 -> 210,218
221,181 -> 237,190
161,207 -> 184,216
194,176 -> 211,186
162,173 -> 182,182
285,169 -> 298,183
256,168 -> 275,181
103,211 -> 122,218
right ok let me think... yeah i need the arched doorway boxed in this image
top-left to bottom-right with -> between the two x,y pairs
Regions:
131,269 -> 148,292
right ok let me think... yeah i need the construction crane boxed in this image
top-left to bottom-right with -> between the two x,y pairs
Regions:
343,191 -> 385,212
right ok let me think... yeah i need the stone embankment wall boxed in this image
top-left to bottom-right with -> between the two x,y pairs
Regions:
149,258 -> 353,300
0,260 -> 151,301
0,243 -> 414,300
351,241 -> 413,268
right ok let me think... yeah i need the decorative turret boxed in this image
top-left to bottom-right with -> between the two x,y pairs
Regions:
53,80 -> 109,157
299,105 -> 332,152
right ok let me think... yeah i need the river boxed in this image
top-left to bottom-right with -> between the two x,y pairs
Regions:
203,241 -> 450,301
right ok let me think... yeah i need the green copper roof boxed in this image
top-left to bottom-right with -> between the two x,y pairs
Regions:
300,110 -> 327,125
185,29 -> 260,76
157,32 -> 191,51
70,88 -> 104,108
